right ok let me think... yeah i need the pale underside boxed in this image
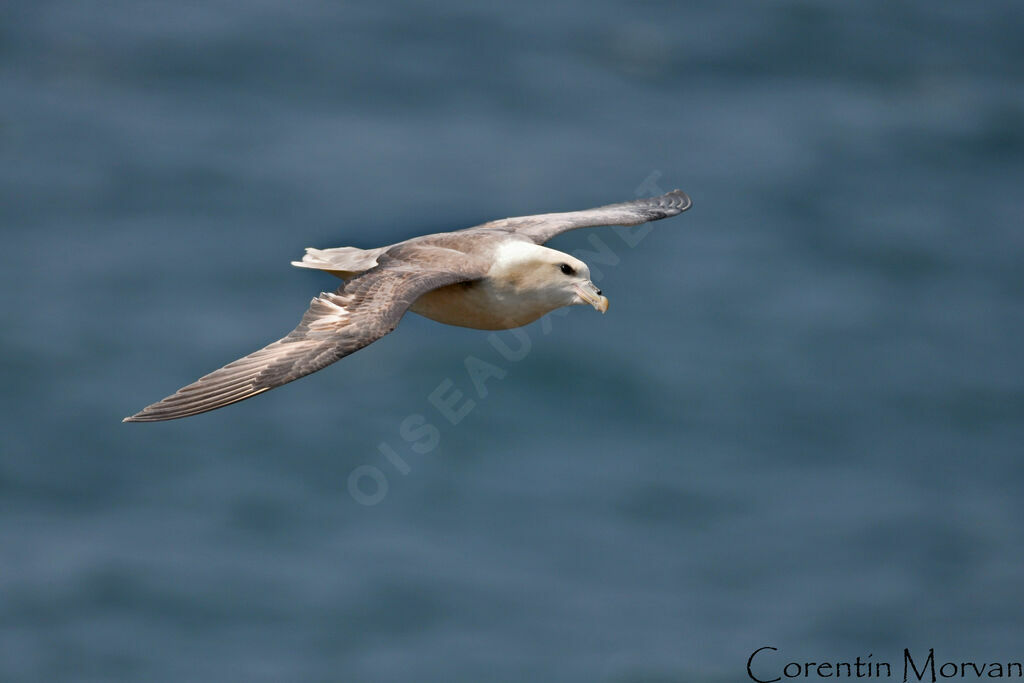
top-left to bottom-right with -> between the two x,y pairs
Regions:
408,281 -> 542,330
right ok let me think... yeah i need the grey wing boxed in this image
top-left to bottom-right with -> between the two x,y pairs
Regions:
124,252 -> 484,422
477,189 -> 692,245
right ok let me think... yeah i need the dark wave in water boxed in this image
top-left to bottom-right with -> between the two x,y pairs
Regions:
2,1 -> 1022,681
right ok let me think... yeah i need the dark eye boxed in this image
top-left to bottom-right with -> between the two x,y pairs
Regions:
559,263 -> 575,276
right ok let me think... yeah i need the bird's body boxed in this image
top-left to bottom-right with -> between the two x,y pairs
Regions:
298,234 -> 592,329
125,190 -> 691,422
410,240 -> 596,329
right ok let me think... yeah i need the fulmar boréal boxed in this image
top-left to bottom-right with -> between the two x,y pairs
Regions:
124,190 -> 692,422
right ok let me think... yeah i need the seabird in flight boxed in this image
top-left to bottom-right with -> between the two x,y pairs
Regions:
124,190 -> 692,422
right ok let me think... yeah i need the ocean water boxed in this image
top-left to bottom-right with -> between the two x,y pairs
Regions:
2,1 -> 1023,681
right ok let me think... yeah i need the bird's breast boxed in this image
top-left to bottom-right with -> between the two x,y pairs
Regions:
409,280 -> 552,330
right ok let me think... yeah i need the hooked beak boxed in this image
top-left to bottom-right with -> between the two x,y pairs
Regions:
574,281 -> 609,314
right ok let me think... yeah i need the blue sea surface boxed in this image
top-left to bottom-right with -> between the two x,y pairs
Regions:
2,1 -> 1023,681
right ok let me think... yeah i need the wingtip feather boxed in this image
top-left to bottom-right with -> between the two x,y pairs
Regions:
667,188 -> 693,212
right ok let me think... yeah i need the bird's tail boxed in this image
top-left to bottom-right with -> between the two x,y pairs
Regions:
290,246 -> 387,280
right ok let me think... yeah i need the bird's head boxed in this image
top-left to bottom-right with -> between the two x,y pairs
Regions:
489,242 -> 609,314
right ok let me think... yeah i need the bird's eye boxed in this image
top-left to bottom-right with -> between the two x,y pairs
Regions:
559,263 -> 575,276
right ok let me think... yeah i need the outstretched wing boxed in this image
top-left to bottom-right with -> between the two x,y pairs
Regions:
476,189 -> 692,245
124,250 -> 484,422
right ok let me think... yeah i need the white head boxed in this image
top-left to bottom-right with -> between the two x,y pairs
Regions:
488,242 -> 609,316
